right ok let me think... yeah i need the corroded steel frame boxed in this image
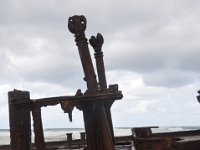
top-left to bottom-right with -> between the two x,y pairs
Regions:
8,15 -> 123,150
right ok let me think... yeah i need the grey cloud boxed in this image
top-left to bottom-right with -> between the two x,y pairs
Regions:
1,0 -> 199,87
178,48 -> 200,73
143,69 -> 198,88
1,0 -> 200,128
101,3 -> 200,89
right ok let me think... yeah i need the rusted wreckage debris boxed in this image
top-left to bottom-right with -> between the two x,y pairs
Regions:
132,126 -> 200,150
129,91 -> 200,150
8,15 -> 123,150
8,15 -> 200,150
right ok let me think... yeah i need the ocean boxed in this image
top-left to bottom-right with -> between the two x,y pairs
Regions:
0,127 -> 199,145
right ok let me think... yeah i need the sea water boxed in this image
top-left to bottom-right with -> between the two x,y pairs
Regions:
0,127 -> 199,145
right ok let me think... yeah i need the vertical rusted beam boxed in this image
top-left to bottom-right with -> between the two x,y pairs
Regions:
8,89 -> 31,150
68,15 -> 98,93
81,103 -> 98,149
66,133 -> 73,145
32,105 -> 46,150
96,103 -> 114,149
104,101 -> 115,140
90,33 -> 115,141
80,132 -> 86,145
68,15 -> 114,150
89,33 -> 107,91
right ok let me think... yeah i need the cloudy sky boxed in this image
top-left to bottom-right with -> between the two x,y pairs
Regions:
0,0 -> 200,129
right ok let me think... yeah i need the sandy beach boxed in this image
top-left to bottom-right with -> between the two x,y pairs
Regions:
0,137 -> 134,150
0,140 -> 84,150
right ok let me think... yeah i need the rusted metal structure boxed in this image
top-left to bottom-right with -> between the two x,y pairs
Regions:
197,90 -> 200,103
132,126 -> 200,150
8,15 -> 123,150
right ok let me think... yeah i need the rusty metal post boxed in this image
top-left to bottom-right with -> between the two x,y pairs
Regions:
89,33 -> 107,91
80,132 -> 86,148
68,15 -> 114,150
68,15 -> 98,93
66,133 -> 73,145
80,132 -> 86,144
32,105 -> 46,150
89,33 -> 115,141
8,89 -> 31,150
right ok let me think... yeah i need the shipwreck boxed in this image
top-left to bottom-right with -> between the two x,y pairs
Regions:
7,15 -> 200,150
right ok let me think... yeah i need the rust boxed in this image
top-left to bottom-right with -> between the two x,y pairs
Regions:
32,105 -> 46,150
68,15 -> 98,93
11,91 -> 122,108
90,33 -> 115,142
66,133 -> 73,145
89,33 -> 107,91
8,15 -> 123,150
132,127 -> 200,150
8,14 -> 200,150
8,90 -> 31,150
68,15 -> 116,150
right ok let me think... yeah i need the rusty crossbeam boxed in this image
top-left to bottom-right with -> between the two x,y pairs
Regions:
11,90 -> 122,108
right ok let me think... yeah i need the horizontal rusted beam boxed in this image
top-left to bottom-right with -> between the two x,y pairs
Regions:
11,91 -> 123,108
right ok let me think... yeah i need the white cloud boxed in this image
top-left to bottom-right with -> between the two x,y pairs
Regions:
1,0 -> 200,129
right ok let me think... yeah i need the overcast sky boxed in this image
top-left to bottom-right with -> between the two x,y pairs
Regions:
0,0 -> 200,129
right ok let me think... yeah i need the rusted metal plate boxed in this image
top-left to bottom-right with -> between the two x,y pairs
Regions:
132,127 -> 200,150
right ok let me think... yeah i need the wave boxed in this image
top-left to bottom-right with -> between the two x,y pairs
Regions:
1,126 -> 200,145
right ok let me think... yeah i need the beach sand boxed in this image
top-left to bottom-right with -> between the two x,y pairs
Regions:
0,140 -> 134,150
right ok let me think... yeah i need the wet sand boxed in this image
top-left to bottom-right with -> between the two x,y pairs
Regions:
0,140 -> 134,150
0,145 -> 134,150
0,141 -> 82,150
